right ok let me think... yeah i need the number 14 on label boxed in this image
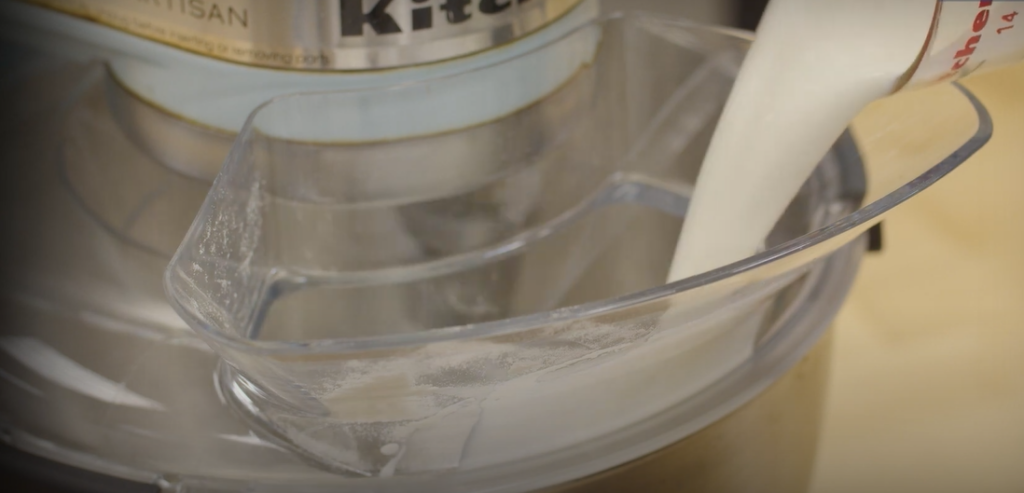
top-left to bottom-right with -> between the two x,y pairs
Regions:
998,11 -> 1017,34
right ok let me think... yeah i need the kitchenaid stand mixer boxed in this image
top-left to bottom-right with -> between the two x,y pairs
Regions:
0,1 -> 993,491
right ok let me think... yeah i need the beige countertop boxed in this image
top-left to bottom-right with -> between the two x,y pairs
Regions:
811,65 -> 1024,493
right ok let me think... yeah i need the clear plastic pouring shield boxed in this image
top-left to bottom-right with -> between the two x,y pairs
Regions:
164,12 -> 990,487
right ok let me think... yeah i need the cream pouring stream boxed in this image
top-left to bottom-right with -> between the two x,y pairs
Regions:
669,0 -> 1024,281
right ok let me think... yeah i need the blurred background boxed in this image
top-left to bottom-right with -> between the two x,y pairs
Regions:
813,62 -> 1024,493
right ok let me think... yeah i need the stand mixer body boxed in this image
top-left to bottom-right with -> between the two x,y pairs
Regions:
0,1 -> 994,491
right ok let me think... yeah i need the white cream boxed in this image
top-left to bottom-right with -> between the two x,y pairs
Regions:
668,0 -> 937,280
